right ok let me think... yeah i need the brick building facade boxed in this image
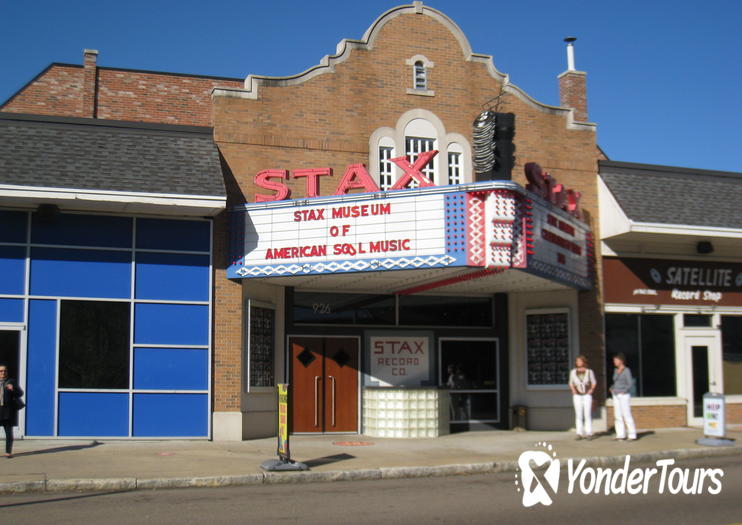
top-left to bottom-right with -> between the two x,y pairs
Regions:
3,2 -> 738,439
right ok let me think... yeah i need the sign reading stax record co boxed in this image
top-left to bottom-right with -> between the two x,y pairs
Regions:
228,152 -> 592,290
604,258 -> 742,307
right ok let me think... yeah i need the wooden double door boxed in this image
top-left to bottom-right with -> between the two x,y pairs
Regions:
289,336 -> 359,433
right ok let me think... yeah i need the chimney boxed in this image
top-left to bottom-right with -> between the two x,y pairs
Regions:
558,37 -> 588,122
82,49 -> 99,118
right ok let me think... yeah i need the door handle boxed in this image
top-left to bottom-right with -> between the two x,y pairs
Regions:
329,375 -> 336,428
314,376 -> 321,427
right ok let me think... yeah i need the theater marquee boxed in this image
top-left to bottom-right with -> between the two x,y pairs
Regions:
229,180 -> 592,290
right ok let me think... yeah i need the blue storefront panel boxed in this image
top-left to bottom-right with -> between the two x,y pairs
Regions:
133,393 -> 208,437
58,392 -> 129,436
13,212 -> 211,438
136,218 -> 210,252
135,252 -> 209,302
26,300 -> 57,436
0,299 -> 24,323
30,248 -> 131,299
134,303 -> 209,346
133,347 -> 208,390
0,246 -> 26,295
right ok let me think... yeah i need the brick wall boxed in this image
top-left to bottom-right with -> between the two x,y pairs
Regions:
212,211 -> 244,411
607,404 -> 687,429
2,65 -> 85,117
2,56 -> 242,126
95,69 -> 242,126
727,402 -> 742,425
212,8 -> 603,412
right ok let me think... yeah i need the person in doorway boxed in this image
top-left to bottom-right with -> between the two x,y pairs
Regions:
568,355 -> 597,440
609,353 -> 637,441
447,365 -> 470,421
0,364 -> 24,457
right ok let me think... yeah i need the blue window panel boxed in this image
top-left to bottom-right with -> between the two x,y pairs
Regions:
0,210 -> 28,243
134,304 -> 208,345
0,299 -> 24,323
133,393 -> 207,437
0,246 -> 26,295
134,347 -> 208,390
136,218 -> 210,252
25,300 -> 56,436
31,213 -> 132,248
30,248 -> 131,299
135,253 -> 209,302
58,392 -> 129,437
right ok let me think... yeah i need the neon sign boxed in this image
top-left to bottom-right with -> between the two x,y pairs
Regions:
253,151 -> 439,202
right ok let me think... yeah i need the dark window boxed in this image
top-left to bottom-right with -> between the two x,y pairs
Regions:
525,312 -> 570,385
440,340 -> 498,423
249,306 -> 275,388
399,295 -> 493,327
293,292 -> 395,325
684,314 -> 712,327
605,313 -> 676,396
59,301 -> 130,389
721,316 -> 742,395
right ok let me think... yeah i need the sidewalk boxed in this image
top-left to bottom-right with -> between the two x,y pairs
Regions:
0,427 -> 739,494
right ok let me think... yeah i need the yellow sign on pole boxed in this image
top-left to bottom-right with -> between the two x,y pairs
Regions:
260,384 -> 307,471
277,383 -> 289,459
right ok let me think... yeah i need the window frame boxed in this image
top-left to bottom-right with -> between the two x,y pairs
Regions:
244,299 -> 277,393
525,307 -> 572,390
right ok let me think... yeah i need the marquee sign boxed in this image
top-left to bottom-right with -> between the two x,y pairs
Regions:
229,170 -> 592,290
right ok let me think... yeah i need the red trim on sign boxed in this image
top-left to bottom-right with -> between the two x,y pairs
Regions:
395,267 -> 505,296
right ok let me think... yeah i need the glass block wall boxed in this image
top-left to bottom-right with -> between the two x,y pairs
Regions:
363,387 -> 449,438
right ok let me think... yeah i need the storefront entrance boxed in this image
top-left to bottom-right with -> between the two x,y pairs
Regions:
439,338 -> 500,427
682,332 -> 721,426
0,329 -> 23,437
289,336 -> 359,433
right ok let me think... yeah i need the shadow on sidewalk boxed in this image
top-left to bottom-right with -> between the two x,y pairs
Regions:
0,489 -> 129,509
12,441 -> 102,458
303,453 -> 356,468
593,429 -> 656,441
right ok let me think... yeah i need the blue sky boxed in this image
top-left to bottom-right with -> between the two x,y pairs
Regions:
2,0 -> 740,172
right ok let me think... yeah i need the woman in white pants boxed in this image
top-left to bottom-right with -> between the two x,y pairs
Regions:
610,353 -> 637,440
568,355 -> 596,440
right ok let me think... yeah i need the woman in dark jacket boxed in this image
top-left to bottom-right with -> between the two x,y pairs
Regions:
0,364 -> 24,457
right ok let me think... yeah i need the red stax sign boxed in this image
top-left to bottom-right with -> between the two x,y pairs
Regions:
524,162 -> 582,219
254,151 -> 439,202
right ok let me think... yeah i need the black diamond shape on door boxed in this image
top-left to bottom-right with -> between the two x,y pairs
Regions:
332,348 -> 350,368
297,348 -> 316,368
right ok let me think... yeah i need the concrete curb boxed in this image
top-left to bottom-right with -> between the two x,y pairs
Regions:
0,446 -> 738,495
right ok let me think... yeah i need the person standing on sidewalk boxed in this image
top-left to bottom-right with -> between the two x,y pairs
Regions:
568,355 -> 596,440
610,353 -> 637,441
0,364 -> 24,457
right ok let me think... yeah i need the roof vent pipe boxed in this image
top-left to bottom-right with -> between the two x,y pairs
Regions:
564,37 -> 576,71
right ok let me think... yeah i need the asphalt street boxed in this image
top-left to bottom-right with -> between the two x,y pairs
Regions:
0,455 -> 739,524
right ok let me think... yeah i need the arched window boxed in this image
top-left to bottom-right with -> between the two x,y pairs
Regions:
369,110 -> 471,189
447,143 -> 464,185
405,55 -> 434,96
378,136 -> 396,190
413,61 -> 427,90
